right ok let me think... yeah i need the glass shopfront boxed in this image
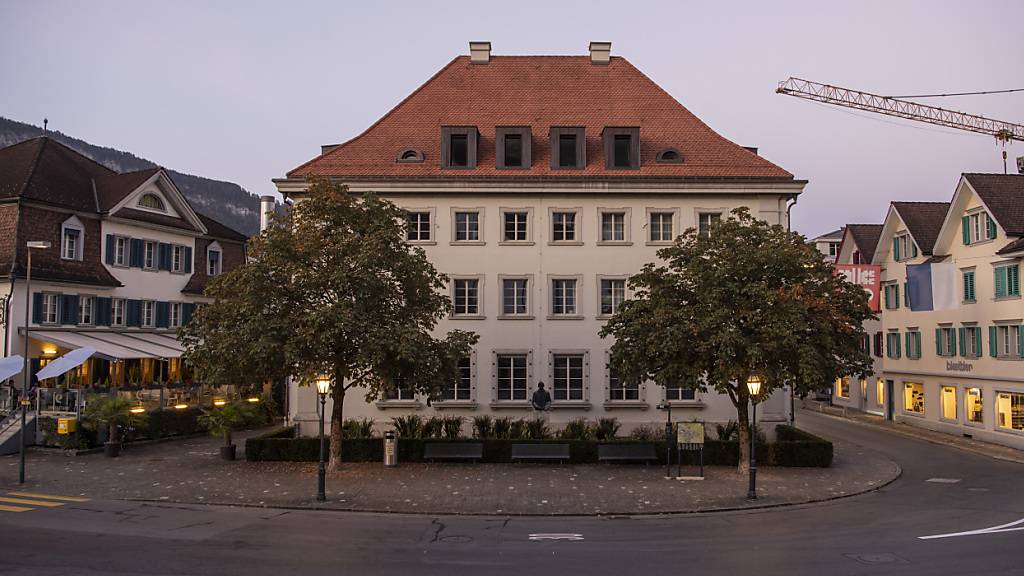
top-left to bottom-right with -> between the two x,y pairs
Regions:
965,388 -> 983,424
876,379 -> 885,407
904,382 -> 924,414
996,392 -> 1024,432
941,386 -> 957,420
836,377 -> 850,399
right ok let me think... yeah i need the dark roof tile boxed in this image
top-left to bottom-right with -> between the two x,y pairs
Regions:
964,174 -> 1024,235
892,202 -> 950,255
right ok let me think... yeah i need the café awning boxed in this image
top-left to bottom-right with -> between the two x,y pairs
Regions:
36,347 -> 96,381
0,355 -> 24,381
24,330 -> 185,361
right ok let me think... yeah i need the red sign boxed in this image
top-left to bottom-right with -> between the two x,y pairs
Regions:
835,264 -> 881,312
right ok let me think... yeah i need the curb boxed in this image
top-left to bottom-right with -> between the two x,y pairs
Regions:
122,460 -> 903,518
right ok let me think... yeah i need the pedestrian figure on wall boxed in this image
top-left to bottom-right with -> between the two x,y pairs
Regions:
531,381 -> 551,411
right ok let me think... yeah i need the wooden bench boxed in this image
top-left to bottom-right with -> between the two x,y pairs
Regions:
598,443 -> 657,464
423,442 -> 483,462
510,443 -> 570,463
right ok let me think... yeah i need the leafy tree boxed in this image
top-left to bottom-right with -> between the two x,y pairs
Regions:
600,209 -> 873,471
181,179 -> 477,470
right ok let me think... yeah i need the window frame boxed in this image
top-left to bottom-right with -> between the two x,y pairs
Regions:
493,350 -> 531,403
965,387 -> 984,426
606,361 -> 641,402
646,208 -> 678,245
549,351 -> 588,403
597,207 -> 631,245
550,127 -> 586,170
143,240 -> 157,270
548,275 -> 583,320
994,323 -> 1022,359
602,127 -> 640,169
137,192 -> 167,212
962,267 -> 976,303
499,207 -> 534,245
206,242 -> 223,276
597,275 -> 627,318
112,235 -> 130,267
170,245 -> 186,274
450,208 -> 485,245
405,208 -> 436,244
940,385 -> 958,422
439,354 -> 475,403
966,209 -> 995,245
903,381 -> 925,415
60,217 -> 84,261
77,295 -> 95,326
994,263 -> 1021,299
498,274 -> 533,319
450,275 -> 485,319
440,126 -> 478,169
937,326 -> 957,357
696,210 -> 724,238
168,302 -> 183,328
40,292 -> 59,325
996,391 -> 1024,433
548,207 -> 582,245
495,126 -> 532,170
111,298 -> 126,327
141,300 -> 156,328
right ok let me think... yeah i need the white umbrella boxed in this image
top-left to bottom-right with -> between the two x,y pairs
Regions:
35,347 -> 97,381
0,355 -> 24,382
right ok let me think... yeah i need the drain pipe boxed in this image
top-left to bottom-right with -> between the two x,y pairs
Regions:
786,194 -> 798,426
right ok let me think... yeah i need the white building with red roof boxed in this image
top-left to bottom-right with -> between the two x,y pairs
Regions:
275,42 -> 807,435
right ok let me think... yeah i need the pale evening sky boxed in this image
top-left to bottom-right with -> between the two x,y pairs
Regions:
1,0 -> 1021,238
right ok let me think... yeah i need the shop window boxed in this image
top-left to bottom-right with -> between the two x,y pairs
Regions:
941,386 -> 957,420
835,377 -> 850,399
876,378 -> 885,407
904,382 -> 924,414
997,392 -> 1024,431
965,388 -> 983,424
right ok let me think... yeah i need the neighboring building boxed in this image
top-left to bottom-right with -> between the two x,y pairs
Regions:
810,228 -> 844,262
874,175 -> 1024,449
832,223 -> 884,414
274,42 -> 807,436
0,137 -> 247,416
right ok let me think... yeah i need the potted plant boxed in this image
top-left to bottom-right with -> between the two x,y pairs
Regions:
198,402 -> 254,460
83,395 -> 148,457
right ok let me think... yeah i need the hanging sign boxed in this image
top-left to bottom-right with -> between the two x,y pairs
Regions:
835,264 -> 881,312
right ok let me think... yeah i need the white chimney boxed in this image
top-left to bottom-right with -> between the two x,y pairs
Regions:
469,41 -> 491,64
589,41 -> 611,65
260,195 -> 276,232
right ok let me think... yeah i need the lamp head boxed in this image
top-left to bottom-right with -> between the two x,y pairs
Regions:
26,241 -> 51,249
746,375 -> 763,397
315,375 -> 331,395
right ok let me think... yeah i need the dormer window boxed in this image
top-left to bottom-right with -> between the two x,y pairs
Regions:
603,127 -> 640,169
60,216 -> 84,261
962,210 -> 996,245
207,242 -> 223,276
550,127 -> 585,169
396,148 -> 425,163
138,193 -> 166,212
656,149 -> 683,163
893,232 -> 917,261
441,127 -> 478,169
496,127 -> 532,169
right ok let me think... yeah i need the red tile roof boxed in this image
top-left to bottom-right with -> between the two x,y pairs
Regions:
288,56 -> 795,182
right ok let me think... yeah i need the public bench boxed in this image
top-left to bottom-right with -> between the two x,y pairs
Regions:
423,442 -> 483,462
597,443 -> 657,464
510,443 -> 570,463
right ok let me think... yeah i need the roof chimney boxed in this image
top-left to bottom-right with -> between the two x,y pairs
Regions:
589,42 -> 611,65
260,195 -> 276,233
469,41 -> 491,64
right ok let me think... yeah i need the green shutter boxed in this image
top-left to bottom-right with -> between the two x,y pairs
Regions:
958,327 -> 966,357
995,267 -> 1008,298
904,282 -> 909,308
1009,265 -> 1021,297
911,241 -> 918,258
31,292 -> 43,324
896,333 -> 902,358
962,216 -> 970,245
905,332 -> 912,359
964,270 -> 975,302
893,237 -> 900,261
975,327 -> 983,357
895,284 -> 900,309
987,216 -> 997,240
1018,326 -> 1024,358
935,328 -> 942,356
916,332 -> 922,359
988,326 -> 997,357
105,234 -> 115,265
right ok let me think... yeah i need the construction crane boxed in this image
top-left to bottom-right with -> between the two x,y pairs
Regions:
777,77 -> 1024,173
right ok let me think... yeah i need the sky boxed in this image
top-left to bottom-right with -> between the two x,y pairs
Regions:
1,0 -> 1021,238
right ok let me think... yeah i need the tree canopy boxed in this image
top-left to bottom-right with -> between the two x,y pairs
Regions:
181,179 -> 477,469
600,208 -> 873,470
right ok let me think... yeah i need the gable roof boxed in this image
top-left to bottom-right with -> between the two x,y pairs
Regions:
962,173 -> 1024,235
838,223 -> 883,261
287,55 -> 797,182
811,228 -> 844,242
892,202 -> 950,255
197,213 -> 247,242
94,167 -> 162,211
0,136 -> 113,211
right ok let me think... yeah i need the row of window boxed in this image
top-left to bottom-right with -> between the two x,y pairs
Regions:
901,383 -> 1024,433
892,209 -> 996,264
406,207 -> 722,244
32,292 -> 196,329
880,324 -> 1024,360
430,126 -> 671,170
385,351 -> 697,404
448,276 -> 628,318
883,263 -> 1021,310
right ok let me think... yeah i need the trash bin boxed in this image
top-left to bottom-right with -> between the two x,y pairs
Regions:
384,430 -> 398,467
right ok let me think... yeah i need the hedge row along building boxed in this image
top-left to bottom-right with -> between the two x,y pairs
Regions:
833,173 -> 1024,449
0,137 -> 248,423
274,42 -> 807,435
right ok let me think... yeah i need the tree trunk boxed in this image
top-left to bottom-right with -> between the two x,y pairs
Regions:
225,428 -> 233,447
735,398 -> 750,474
327,385 -> 346,472
109,421 -> 119,444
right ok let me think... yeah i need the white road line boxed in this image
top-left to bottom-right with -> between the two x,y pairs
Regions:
919,518 -> 1024,540
528,533 -> 584,541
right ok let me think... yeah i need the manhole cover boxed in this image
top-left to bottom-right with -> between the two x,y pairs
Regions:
440,535 -> 472,544
845,553 -> 907,565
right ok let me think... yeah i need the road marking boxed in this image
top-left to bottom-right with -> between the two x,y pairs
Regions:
919,518 -> 1024,540
528,533 -> 584,541
0,496 -> 64,508
926,478 -> 961,484
0,504 -> 32,513
6,491 -> 90,502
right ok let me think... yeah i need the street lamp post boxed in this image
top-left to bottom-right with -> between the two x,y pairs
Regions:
20,241 -> 50,484
746,375 -> 762,500
314,375 -> 331,502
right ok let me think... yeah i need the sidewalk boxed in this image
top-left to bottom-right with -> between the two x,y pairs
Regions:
802,400 -> 1024,465
0,428 -> 900,516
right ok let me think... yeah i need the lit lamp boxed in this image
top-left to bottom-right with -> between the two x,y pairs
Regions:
174,403 -> 189,410
314,375 -> 332,502
746,375 -> 763,500
129,404 -> 146,414
246,396 -> 260,403
213,399 -> 227,407
20,240 -> 51,484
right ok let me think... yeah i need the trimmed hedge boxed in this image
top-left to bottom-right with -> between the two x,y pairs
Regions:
245,426 -> 832,467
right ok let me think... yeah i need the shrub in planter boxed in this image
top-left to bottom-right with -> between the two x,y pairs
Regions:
441,416 -> 463,439
422,416 -> 443,439
392,415 -> 423,439
594,418 -> 621,441
559,417 -> 593,440
198,402 -> 256,460
472,415 -> 494,439
37,417 -> 97,450
146,407 -> 204,438
493,417 -> 514,439
342,418 -> 375,438
629,424 -> 660,441
522,417 -> 551,440
83,395 -> 148,457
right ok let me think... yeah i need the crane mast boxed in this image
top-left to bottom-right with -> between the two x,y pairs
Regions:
777,77 -> 1024,143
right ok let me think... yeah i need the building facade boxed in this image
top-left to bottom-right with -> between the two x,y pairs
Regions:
275,42 -> 807,436
0,137 -> 247,416
874,174 -> 1024,449
810,228 -> 844,263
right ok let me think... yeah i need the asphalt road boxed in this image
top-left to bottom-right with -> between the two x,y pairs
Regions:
0,411 -> 1021,576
